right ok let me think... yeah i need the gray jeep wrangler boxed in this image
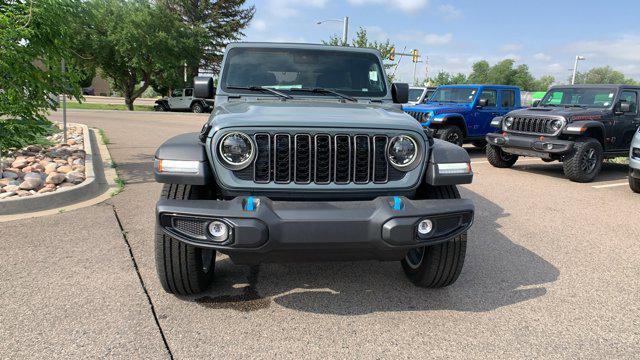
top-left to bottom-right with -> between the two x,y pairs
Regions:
153,43 -> 474,296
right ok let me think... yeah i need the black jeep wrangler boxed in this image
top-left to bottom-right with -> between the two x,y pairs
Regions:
486,84 -> 640,182
153,43 -> 475,296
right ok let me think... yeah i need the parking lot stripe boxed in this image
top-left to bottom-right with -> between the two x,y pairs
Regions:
592,182 -> 629,189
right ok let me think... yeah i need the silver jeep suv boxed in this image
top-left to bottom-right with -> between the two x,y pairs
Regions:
630,128 -> 640,193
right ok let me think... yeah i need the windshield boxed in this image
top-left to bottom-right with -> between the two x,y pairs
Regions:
540,88 -> 617,108
408,88 -> 424,102
220,47 -> 387,98
430,87 -> 478,103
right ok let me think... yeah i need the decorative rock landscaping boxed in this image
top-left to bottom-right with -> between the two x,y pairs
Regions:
0,124 -> 87,200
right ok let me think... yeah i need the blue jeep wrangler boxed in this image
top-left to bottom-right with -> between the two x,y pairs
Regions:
403,85 -> 522,147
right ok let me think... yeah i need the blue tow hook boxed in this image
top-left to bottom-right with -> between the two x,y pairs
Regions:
392,196 -> 402,211
246,196 -> 255,211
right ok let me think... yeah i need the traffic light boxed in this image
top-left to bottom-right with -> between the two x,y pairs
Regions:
388,47 -> 395,61
411,49 -> 419,63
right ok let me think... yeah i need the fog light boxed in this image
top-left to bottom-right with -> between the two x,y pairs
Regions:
417,219 -> 433,235
208,221 -> 229,242
545,143 -> 554,150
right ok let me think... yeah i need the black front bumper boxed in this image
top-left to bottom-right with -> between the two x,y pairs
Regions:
486,132 -> 574,159
157,196 -> 474,264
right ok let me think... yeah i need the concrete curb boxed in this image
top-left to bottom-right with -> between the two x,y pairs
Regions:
0,125 -> 118,221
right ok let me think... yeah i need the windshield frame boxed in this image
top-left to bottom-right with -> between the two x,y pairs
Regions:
428,86 -> 479,104
218,45 -> 389,100
540,87 -> 618,109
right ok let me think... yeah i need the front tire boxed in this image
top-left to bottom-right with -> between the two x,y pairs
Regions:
486,144 -> 518,168
155,184 -> 216,295
629,175 -> 640,193
436,125 -> 464,146
401,185 -> 467,288
562,138 -> 603,183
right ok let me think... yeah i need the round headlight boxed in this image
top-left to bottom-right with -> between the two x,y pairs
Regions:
218,132 -> 255,170
548,119 -> 563,132
388,135 -> 419,170
504,117 -> 514,128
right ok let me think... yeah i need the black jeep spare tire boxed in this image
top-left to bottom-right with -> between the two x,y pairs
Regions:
156,184 -> 216,295
401,185 -> 467,288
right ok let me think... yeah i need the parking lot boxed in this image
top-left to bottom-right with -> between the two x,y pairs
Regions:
1,109 -> 639,359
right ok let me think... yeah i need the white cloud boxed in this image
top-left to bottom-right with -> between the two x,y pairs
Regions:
348,0 -> 429,13
501,43 -> 522,52
423,33 -> 453,45
251,19 -> 267,31
567,34 -> 640,62
438,4 -> 462,19
501,53 -> 521,61
533,52 -> 551,61
266,0 -> 328,18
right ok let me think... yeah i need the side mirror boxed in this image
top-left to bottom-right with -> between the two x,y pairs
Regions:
194,76 -> 215,99
392,83 -> 409,104
616,100 -> 631,114
477,98 -> 488,107
532,99 -> 541,107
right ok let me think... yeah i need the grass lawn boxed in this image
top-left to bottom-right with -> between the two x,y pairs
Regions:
65,102 -> 154,111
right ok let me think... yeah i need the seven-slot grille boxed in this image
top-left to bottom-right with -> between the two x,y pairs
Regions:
508,116 -> 558,135
248,133 -> 394,185
405,110 -> 430,122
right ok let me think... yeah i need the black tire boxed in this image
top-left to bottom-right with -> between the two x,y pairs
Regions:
155,184 -> 216,295
562,138 -> 603,183
629,175 -> 640,193
471,140 -> 486,149
401,185 -> 467,288
436,125 -> 464,146
486,144 -> 518,168
154,105 -> 165,111
191,102 -> 204,113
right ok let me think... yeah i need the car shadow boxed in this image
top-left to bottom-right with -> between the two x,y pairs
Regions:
190,190 -> 559,315
510,161 -> 629,184
109,152 -> 157,185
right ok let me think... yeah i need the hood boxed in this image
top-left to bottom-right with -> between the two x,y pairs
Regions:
403,102 -> 471,114
508,106 -> 610,121
210,100 -> 424,134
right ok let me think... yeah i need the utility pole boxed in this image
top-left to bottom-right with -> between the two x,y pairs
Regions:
571,55 -> 586,85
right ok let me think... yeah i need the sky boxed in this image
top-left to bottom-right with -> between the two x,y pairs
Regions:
242,0 -> 640,84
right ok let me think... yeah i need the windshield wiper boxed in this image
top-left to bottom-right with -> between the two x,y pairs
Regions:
564,104 -> 586,108
226,85 -> 292,99
290,88 -> 357,102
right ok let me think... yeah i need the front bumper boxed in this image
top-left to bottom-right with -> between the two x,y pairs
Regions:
486,132 -> 574,159
157,196 -> 474,264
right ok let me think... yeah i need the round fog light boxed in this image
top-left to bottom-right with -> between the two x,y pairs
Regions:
417,219 -> 433,235
545,143 -> 554,150
208,221 -> 229,242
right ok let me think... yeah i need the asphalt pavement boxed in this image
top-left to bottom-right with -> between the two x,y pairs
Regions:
1,109 -> 638,359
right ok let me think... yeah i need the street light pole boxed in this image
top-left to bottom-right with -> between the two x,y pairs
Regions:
571,55 -> 586,85
317,17 -> 349,46
341,16 -> 349,46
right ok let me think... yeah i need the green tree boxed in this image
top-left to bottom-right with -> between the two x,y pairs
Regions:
468,60 -> 490,84
451,72 -> 468,84
323,27 -> 396,82
158,0 -> 255,88
76,0 -> 202,110
0,0 -> 82,155
573,66 -> 638,85
429,71 -> 452,86
532,75 -> 555,91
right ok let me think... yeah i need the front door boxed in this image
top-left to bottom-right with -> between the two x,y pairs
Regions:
613,90 -> 639,150
473,88 -> 498,137
167,89 -> 184,109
